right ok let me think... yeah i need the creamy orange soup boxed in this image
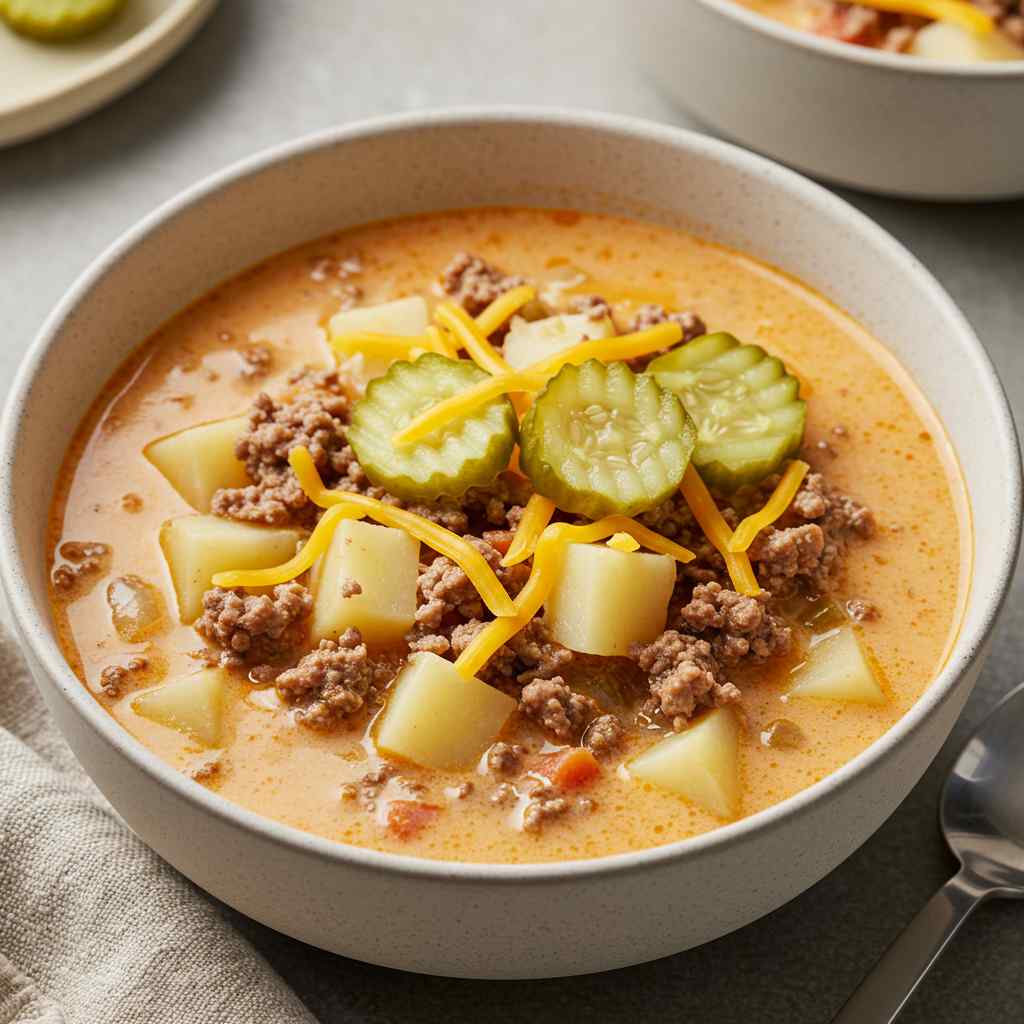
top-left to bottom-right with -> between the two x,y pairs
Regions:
48,208 -> 968,863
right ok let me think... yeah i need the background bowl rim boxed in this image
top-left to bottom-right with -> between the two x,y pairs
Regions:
3,106 -> 1019,884
695,0 -> 1024,76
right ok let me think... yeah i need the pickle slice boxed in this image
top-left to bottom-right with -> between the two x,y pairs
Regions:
519,359 -> 696,519
649,332 -> 806,491
0,0 -> 125,39
347,353 -> 517,502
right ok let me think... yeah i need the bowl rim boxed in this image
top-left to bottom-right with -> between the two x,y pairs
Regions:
695,0 -> 1024,76
3,106 -> 1020,885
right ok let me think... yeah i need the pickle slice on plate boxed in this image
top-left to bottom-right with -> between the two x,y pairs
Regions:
347,353 -> 517,502
0,0 -> 125,39
519,359 -> 696,520
649,332 -> 806,492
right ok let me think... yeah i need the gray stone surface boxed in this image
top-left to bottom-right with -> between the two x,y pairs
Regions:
2,2 -> 1022,1021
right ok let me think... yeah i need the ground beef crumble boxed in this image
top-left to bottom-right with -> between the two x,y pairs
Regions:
195,583 -> 312,667
750,471 -> 875,595
677,582 -> 792,665
487,742 -> 525,775
211,389 -> 352,526
568,294 -> 613,321
440,252 -> 526,316
519,678 -> 598,742
584,714 -> 624,755
450,618 -> 575,692
522,789 -> 571,833
51,541 -> 111,595
99,656 -> 148,698
275,630 -> 377,729
412,538 -> 529,632
626,304 -> 708,371
630,631 -> 740,731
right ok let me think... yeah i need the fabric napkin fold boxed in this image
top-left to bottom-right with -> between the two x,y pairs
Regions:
0,626 -> 317,1024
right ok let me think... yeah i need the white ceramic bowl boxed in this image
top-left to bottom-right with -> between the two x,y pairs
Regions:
1,109 -> 1019,979
637,0 -> 1024,200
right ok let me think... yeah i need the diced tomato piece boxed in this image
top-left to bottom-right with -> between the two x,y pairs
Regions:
386,800 -> 441,840
481,530 -> 514,555
534,748 -> 600,790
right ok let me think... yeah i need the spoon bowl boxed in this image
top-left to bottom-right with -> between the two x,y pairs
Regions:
942,683 -> 1024,890
836,682 -> 1024,1022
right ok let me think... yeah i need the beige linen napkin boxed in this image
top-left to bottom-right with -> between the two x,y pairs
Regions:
0,627 -> 317,1024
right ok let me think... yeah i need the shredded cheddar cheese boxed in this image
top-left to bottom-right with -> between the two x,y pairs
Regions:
679,465 -> 761,596
502,493 -> 556,566
856,0 -> 993,33
607,532 -> 640,553
424,324 -> 458,358
527,321 -> 682,376
434,301 -> 530,416
728,459 -> 810,554
455,518 -> 694,678
288,446 -> 518,618
393,370 -> 549,447
434,301 -> 513,377
330,331 -> 445,362
475,285 -> 537,338
211,503 -> 366,588
392,321 -> 684,447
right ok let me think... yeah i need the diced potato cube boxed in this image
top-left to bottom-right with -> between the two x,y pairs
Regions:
376,652 -> 516,770
159,515 -> 303,623
911,21 -> 1024,62
503,312 -> 615,370
628,708 -> 740,818
132,669 -> 227,747
311,519 -> 419,645
545,543 -> 675,657
329,296 -> 430,387
144,415 -> 250,512
787,626 -> 885,705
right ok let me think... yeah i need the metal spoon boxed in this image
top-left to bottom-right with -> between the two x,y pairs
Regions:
833,682 -> 1024,1022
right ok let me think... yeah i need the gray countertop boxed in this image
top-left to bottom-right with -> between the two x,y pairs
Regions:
3,2 -> 1023,1021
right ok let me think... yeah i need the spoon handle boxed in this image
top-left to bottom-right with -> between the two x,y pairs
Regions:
832,868 -> 989,1024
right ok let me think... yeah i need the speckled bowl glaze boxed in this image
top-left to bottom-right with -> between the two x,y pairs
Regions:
1,109 -> 1019,978
635,0 -> 1024,200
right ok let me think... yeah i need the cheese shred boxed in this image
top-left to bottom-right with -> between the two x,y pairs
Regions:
393,370 -> 549,447
288,447 -> 518,618
456,517 -> 694,678
435,301 -> 513,377
528,321 -> 683,376
475,285 -> 537,338
728,459 -> 810,553
502,493 -> 556,566
434,301 -> 530,415
330,331 -> 445,362
211,503 -> 366,588
679,465 -> 761,596
607,532 -> 640,553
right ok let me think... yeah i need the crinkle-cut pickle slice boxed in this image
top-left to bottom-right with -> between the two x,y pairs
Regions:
649,332 -> 807,492
0,0 -> 125,39
346,353 -> 517,502
518,359 -> 697,520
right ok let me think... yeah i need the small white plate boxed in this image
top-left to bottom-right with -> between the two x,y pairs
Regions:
0,0 -> 217,148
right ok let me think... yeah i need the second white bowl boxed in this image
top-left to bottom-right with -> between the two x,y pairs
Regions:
638,0 -> 1024,200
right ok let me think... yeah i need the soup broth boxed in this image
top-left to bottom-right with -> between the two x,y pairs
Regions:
48,208 -> 968,863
